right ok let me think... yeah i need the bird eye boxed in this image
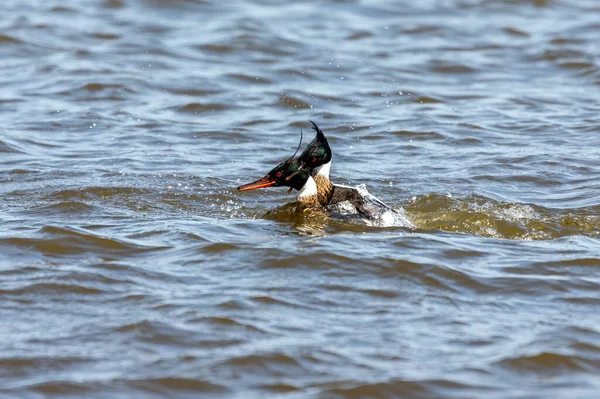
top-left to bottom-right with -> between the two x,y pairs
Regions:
312,157 -> 317,163
275,172 -> 282,178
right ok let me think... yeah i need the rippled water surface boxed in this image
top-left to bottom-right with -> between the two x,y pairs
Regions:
2,0 -> 600,397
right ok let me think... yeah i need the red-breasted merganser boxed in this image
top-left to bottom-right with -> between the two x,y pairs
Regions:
287,121 -> 414,227
238,121 -> 413,227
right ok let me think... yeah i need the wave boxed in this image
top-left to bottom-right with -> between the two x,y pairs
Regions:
0,225 -> 168,257
405,194 -> 600,240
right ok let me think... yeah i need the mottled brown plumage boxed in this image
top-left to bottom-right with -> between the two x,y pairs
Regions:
314,173 -> 334,206
296,194 -> 325,215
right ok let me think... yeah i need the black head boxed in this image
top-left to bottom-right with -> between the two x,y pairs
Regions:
286,120 -> 331,180
238,157 -> 310,192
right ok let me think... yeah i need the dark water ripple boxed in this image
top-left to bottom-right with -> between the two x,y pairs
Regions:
2,0 -> 600,398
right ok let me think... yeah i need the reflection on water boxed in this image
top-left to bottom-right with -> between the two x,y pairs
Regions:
2,0 -> 600,397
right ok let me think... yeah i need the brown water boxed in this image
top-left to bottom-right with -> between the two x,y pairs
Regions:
2,0 -> 600,397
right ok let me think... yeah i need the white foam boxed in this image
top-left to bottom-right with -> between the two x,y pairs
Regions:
329,200 -> 358,215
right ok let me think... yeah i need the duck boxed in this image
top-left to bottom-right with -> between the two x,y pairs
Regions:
286,121 -> 414,227
238,121 -> 414,228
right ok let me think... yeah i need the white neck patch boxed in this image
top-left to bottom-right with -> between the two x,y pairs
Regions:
314,160 -> 332,179
298,176 -> 318,199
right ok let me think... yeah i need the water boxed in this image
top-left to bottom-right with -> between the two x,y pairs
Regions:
1,0 -> 600,397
